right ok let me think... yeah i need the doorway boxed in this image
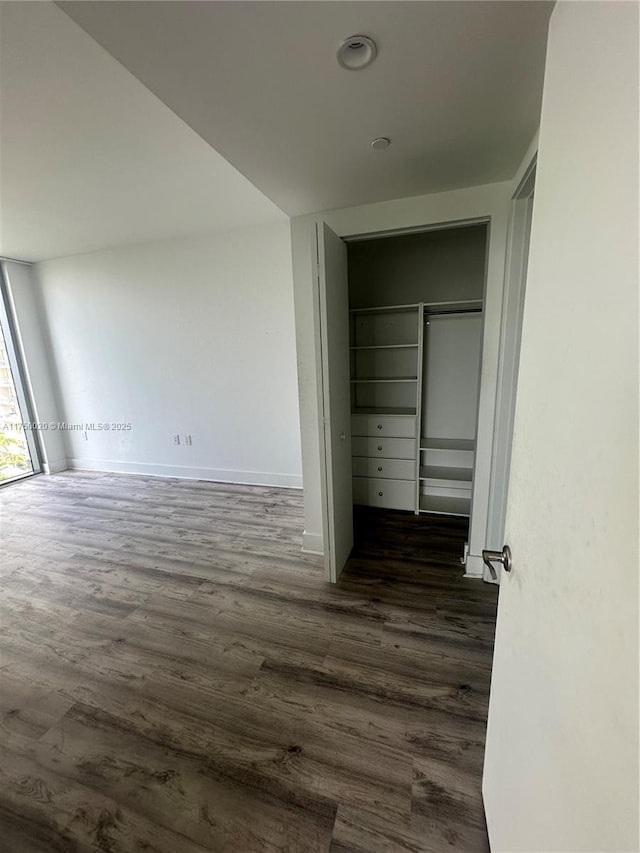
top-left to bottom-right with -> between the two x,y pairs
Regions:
315,220 -> 490,580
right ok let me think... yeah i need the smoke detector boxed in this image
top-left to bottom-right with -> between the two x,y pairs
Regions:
337,35 -> 378,70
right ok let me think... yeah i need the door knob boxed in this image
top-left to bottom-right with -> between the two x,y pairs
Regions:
482,545 -> 513,580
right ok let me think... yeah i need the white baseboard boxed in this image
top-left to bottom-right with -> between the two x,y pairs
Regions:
464,553 -> 486,579
301,530 -> 324,555
67,457 -> 303,489
43,457 -> 68,474
465,552 -> 500,583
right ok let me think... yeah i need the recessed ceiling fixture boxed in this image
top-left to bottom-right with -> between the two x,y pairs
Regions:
371,137 -> 391,150
337,35 -> 377,71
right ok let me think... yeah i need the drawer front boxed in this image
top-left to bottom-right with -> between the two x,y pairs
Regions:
351,414 -> 416,438
352,457 -> 415,480
351,437 -> 416,460
353,477 -> 415,511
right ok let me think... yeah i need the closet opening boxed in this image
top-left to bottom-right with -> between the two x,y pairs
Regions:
345,222 -> 488,564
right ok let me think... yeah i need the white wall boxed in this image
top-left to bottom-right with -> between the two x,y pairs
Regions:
483,2 -> 639,850
422,313 -> 482,442
291,183 -> 511,563
2,261 -> 67,472
35,222 -> 302,488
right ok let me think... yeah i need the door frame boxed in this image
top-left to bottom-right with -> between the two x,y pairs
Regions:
292,184 -> 512,575
312,222 -> 353,582
312,215 -> 494,578
484,143 -> 538,580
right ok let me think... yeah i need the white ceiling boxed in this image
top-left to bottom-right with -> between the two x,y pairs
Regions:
58,0 -> 553,216
0,2 -> 285,262
1,1 -> 553,262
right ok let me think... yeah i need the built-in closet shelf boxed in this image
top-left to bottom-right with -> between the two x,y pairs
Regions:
349,344 -> 419,351
351,376 -> 418,384
347,227 -> 486,522
419,494 -> 471,517
352,407 -> 416,416
350,303 -> 419,314
420,437 -> 476,452
419,466 -> 472,486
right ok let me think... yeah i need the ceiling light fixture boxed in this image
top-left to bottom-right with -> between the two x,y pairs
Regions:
337,35 -> 377,70
371,137 -> 391,150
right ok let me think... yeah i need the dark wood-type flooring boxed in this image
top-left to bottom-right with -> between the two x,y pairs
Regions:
0,471 -> 498,852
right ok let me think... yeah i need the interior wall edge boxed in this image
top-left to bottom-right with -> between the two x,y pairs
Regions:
1,261 -> 68,470
510,131 -> 539,198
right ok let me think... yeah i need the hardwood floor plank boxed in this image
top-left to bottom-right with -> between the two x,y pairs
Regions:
0,744 -> 213,853
411,756 -> 490,852
0,472 -> 498,851
0,671 -> 73,753
329,804 -> 423,853
34,702 -> 337,852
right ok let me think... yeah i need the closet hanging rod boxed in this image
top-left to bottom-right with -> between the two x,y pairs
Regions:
423,307 -> 483,317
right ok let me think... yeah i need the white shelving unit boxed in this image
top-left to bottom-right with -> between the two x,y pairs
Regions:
350,299 -> 482,518
415,307 -> 482,517
418,437 -> 475,517
350,304 -> 421,512
418,494 -> 473,517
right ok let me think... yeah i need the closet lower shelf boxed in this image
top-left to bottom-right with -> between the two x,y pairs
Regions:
420,437 -> 475,452
418,495 -> 471,517
419,465 -> 472,486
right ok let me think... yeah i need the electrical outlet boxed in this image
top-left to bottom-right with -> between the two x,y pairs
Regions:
184,435 -> 192,446
82,431 -> 88,441
173,434 -> 180,445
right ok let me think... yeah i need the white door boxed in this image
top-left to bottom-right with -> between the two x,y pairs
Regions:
315,221 -> 353,582
483,4 -> 639,852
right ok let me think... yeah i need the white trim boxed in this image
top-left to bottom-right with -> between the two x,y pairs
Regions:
484,137 -> 538,582
67,458 -> 303,488
43,458 -> 68,474
510,132 -> 539,197
311,221 -> 333,579
465,552 -> 492,581
301,530 -> 324,555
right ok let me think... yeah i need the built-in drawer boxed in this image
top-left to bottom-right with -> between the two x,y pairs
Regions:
351,437 -> 416,460
351,414 -> 416,438
352,477 -> 415,511
352,457 -> 415,480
